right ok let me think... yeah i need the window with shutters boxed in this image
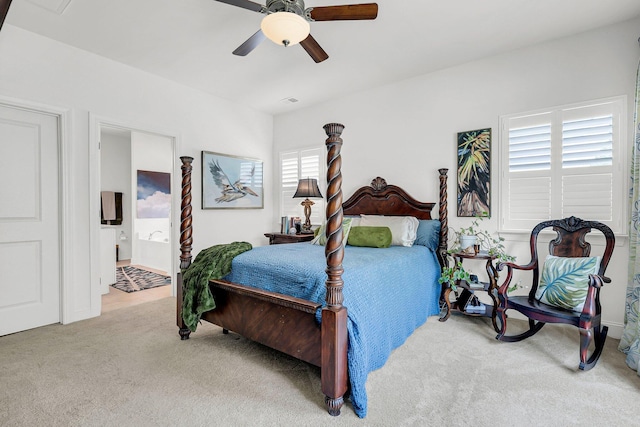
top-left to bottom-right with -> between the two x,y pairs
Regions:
280,147 -> 325,225
499,96 -> 626,234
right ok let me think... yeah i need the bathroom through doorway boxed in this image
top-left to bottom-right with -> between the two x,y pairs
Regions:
96,122 -> 176,313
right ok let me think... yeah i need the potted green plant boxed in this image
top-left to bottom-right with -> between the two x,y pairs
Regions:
438,213 -> 515,289
439,261 -> 471,290
456,215 -> 483,252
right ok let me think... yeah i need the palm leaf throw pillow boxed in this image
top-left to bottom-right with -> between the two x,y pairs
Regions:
311,218 -> 353,246
535,255 -> 600,312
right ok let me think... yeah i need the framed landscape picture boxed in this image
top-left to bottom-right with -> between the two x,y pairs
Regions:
457,128 -> 491,217
201,151 -> 264,209
137,170 -> 171,218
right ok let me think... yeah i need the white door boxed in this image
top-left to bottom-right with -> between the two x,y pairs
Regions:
0,104 -> 60,336
100,227 -> 116,293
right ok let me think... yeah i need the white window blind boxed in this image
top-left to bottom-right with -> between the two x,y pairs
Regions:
500,97 -> 625,233
562,115 -> 613,168
280,147 -> 324,224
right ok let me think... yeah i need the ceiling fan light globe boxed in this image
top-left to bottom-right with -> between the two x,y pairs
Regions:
261,12 -> 310,47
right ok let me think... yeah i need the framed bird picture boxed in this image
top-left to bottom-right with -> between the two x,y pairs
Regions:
201,151 -> 264,209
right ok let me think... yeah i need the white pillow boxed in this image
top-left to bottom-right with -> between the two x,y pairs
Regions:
359,215 -> 419,247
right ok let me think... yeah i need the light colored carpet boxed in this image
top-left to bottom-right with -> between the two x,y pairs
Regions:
1,297 -> 638,426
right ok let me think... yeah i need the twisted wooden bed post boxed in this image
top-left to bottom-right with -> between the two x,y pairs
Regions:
179,156 -> 194,270
177,156 -> 194,340
438,168 -> 449,268
321,123 -> 348,416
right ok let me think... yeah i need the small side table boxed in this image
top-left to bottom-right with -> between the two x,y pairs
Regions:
439,251 -> 500,332
264,232 -> 314,245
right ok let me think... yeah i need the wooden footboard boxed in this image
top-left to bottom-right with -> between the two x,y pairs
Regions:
179,273 -> 323,365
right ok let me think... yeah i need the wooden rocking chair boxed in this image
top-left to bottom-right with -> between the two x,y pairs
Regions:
495,216 -> 615,370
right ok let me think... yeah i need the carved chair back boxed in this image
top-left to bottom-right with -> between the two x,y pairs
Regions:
526,216 -> 615,302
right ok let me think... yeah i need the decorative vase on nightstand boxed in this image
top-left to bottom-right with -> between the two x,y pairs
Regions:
459,235 -> 477,251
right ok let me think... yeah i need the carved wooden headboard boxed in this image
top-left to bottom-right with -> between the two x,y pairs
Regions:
341,172 -> 449,267
342,177 -> 435,220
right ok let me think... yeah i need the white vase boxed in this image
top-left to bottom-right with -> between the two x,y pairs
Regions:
459,235 -> 477,250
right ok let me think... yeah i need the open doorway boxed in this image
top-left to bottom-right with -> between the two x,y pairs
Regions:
97,124 -> 176,313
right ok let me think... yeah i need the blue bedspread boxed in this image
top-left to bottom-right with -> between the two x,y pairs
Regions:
224,243 -> 441,418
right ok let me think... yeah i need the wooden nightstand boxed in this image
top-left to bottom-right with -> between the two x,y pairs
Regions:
264,232 -> 315,245
439,251 -> 501,332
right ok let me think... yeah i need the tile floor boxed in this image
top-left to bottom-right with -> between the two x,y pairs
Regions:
101,260 -> 172,313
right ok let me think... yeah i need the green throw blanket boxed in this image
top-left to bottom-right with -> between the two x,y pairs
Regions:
181,241 -> 252,332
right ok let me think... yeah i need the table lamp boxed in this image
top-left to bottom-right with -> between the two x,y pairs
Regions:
293,178 -> 323,234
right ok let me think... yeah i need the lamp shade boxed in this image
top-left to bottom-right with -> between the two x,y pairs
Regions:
293,178 -> 323,199
261,12 -> 310,47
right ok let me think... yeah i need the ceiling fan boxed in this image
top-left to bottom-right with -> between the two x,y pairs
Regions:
215,0 -> 378,63
0,0 -> 13,33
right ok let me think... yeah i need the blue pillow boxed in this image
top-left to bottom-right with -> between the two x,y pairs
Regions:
414,220 -> 441,250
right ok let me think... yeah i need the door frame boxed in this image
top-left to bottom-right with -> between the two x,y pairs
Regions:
0,95 -> 71,324
89,113 -> 179,314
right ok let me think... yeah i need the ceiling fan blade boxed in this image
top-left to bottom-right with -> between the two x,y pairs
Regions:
300,34 -> 329,63
308,3 -> 378,21
0,0 -> 13,32
232,29 -> 266,56
214,0 -> 264,13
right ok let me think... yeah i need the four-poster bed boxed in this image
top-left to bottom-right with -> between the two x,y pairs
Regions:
176,123 -> 449,417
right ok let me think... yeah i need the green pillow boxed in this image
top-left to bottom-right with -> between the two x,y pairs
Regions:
535,255 -> 600,312
347,226 -> 392,248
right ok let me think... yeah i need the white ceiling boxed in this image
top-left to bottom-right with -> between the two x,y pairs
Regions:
6,0 -> 640,115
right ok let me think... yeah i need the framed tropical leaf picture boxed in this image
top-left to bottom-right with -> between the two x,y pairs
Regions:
457,128 -> 491,217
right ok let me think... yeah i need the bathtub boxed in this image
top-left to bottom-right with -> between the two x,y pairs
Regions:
134,234 -> 171,274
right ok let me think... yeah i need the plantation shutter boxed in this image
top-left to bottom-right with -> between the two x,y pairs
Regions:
280,148 -> 324,224
560,104 -> 614,222
281,151 -> 300,219
504,112 -> 553,230
500,97 -> 624,233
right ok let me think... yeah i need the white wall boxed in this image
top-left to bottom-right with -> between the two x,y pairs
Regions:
273,18 -> 640,338
0,25 -> 274,323
100,130 -> 132,260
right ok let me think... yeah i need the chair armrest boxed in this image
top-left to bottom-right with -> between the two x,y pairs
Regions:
496,260 -> 536,272
580,274 -> 609,320
496,259 -> 538,298
588,274 -> 608,288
